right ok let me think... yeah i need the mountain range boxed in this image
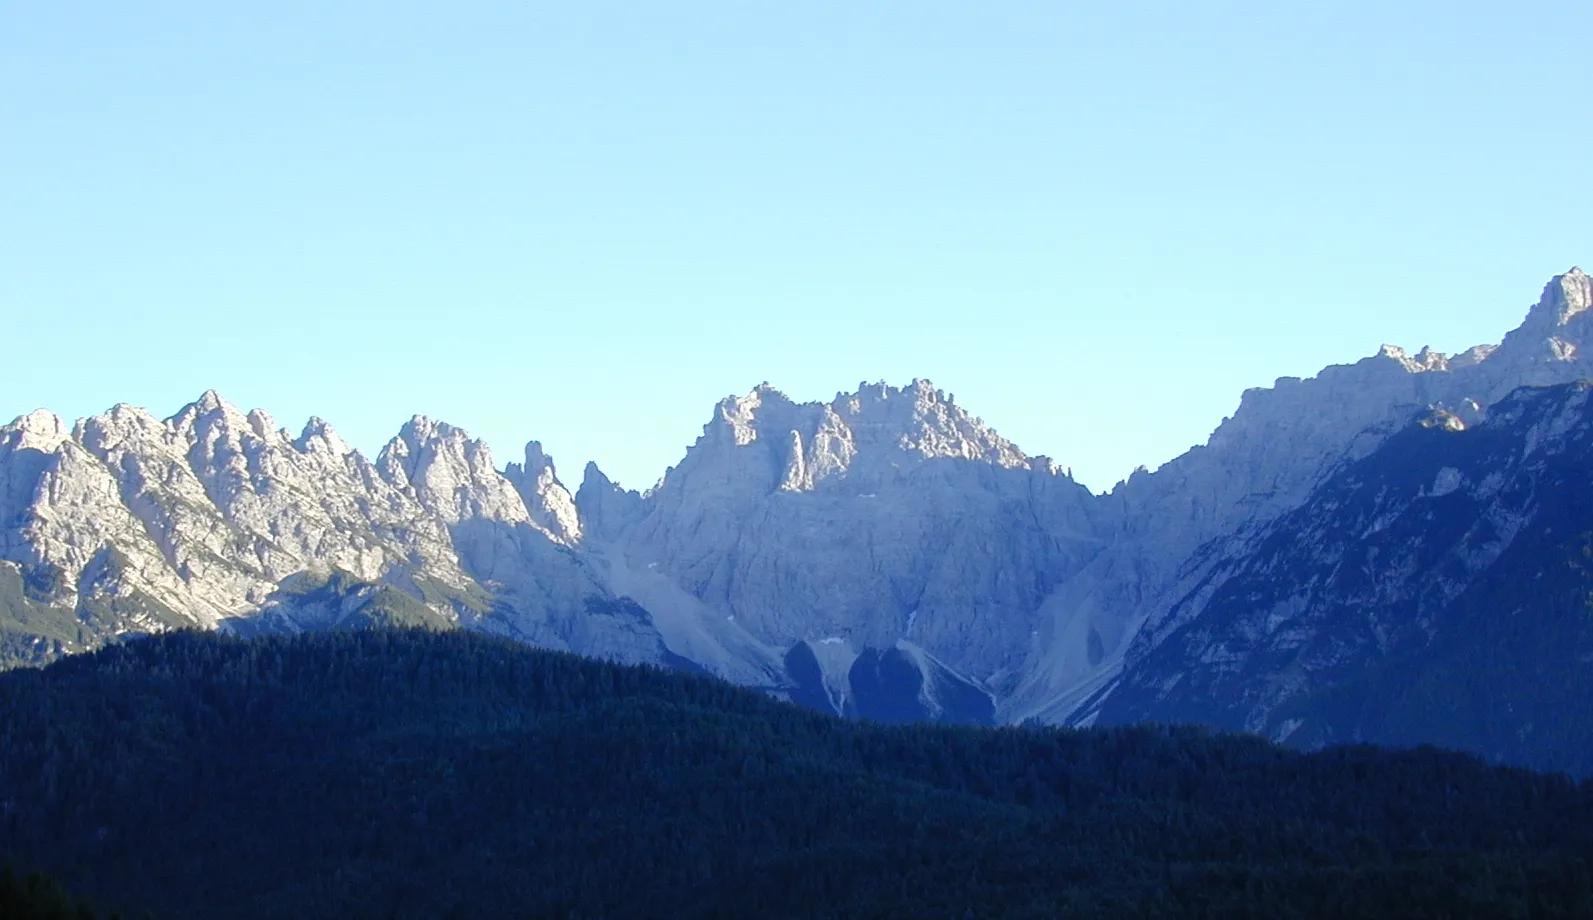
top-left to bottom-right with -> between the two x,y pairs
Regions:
2,267 -> 1590,772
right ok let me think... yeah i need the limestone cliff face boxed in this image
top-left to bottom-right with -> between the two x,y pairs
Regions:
0,395 -> 667,666
609,380 -> 1106,689
573,462 -> 645,542
3,269 -> 1591,742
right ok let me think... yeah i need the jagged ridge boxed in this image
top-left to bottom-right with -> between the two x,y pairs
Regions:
1,268 -> 1591,767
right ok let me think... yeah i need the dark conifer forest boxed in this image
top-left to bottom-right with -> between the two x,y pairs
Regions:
0,866 -> 124,920
1,629 -> 1591,919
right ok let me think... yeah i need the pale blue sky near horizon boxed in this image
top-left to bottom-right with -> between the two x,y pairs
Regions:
3,2 -> 1589,492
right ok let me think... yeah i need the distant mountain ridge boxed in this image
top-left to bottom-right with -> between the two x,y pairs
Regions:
3,267 -> 1592,767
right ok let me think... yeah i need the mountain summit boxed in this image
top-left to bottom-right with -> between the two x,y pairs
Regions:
4,269 -> 1593,766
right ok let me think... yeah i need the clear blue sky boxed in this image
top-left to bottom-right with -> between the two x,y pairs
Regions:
3,2 -> 1588,492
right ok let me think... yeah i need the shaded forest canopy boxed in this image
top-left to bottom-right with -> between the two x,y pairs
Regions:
1,629 -> 1591,919
0,866 -> 135,920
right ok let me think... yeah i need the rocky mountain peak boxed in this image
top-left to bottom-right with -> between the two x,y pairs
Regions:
377,415 -> 456,487
710,385 -> 796,447
245,409 -> 277,441
73,403 -> 165,458
0,411 -> 72,534
376,416 -> 529,526
503,441 -> 581,545
610,378 -> 1100,684
172,389 -> 248,430
394,414 -> 467,447
1529,266 -> 1591,326
1014,268 -> 1593,724
293,417 -> 351,456
2,410 -> 70,454
1483,267 -> 1593,372
687,379 -> 1032,496
521,440 -> 552,473
580,460 -> 613,491
574,461 -> 645,541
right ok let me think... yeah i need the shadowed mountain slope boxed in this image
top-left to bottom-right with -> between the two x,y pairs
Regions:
2,629 -> 1593,919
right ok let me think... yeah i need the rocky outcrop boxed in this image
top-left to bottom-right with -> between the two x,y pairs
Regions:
574,462 -> 645,542
503,441 -> 583,546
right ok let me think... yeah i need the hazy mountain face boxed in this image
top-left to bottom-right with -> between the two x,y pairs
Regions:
2,268 -> 1592,765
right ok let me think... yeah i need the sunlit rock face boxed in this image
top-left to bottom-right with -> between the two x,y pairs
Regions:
608,379 -> 1105,692
0,394 -> 666,667
3,269 -> 1592,761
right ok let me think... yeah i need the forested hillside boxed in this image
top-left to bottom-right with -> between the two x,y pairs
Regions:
0,868 -> 126,920
2,630 -> 1591,919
